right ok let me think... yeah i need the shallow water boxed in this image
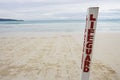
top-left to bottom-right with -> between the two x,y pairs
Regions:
0,20 -> 120,33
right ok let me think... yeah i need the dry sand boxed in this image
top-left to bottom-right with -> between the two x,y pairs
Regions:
0,32 -> 120,80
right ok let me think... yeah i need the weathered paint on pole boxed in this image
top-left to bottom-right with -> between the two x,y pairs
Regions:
81,7 -> 99,80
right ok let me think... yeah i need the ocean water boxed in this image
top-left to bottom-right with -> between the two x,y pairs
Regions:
0,20 -> 120,33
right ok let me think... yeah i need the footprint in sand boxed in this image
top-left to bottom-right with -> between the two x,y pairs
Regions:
90,61 -> 120,80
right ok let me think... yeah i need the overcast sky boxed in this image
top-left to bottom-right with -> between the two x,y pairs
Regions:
0,0 -> 120,20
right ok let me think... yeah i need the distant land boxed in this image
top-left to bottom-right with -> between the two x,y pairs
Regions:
0,18 -> 24,21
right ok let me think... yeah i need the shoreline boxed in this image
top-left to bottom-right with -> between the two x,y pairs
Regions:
0,31 -> 120,37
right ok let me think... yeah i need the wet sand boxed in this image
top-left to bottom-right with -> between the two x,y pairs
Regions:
0,32 -> 120,80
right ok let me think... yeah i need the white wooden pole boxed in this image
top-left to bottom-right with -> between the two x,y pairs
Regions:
81,7 -> 99,80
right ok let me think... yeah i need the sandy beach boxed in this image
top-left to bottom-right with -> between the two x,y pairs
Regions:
0,32 -> 120,80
